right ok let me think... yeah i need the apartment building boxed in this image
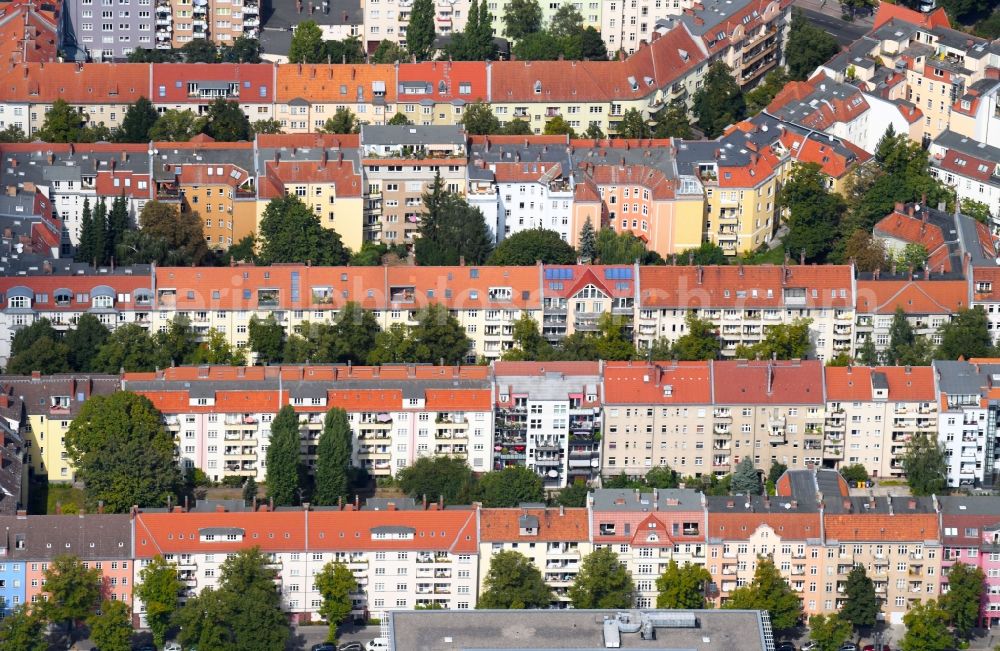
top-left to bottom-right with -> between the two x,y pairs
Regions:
823,495 -> 941,625
824,365 -> 938,478
362,0 -> 470,50
933,359 -> 1000,488
939,496 -> 1000,629
466,135 -> 577,244
157,0 -> 260,49
274,64 -> 396,132
855,277 -> 970,354
589,488 -> 707,608
601,361 -> 712,478
972,267 -> 1000,344
62,0 -> 155,60
131,502 -> 480,622
0,514 -> 134,610
0,373 -> 121,482
124,364 -> 493,480
600,0 -> 694,55
929,130 -> 1000,228
635,264 -> 855,360
657,0 -> 792,90
152,63 -> 275,120
492,362 -> 602,488
478,506 -> 591,606
360,125 -> 468,245
706,494 -> 824,615
396,62 -> 489,127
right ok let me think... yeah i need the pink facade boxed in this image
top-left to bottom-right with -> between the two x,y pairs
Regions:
25,559 -> 132,606
941,504 -> 1000,628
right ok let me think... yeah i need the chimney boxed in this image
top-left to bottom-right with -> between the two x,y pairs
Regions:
697,265 -> 703,285
908,204 -> 915,218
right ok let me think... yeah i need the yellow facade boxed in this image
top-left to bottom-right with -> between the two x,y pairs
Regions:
704,176 -> 779,256
26,414 -> 74,482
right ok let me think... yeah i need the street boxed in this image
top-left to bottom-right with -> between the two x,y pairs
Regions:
793,5 -> 873,46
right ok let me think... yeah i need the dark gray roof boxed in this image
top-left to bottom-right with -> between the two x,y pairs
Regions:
371,525 -> 416,535
871,371 -> 889,391
0,375 -> 122,418
362,497 -> 420,511
518,514 -> 539,529
2,514 -> 132,560
591,488 -> 704,512
933,360 -> 988,397
706,494 -> 818,514
659,0 -> 770,38
361,125 -> 466,146
190,499 -> 249,512
939,496 -> 1000,516
199,527 -> 245,536
261,0 -> 361,32
386,609 -> 771,651
123,377 -> 490,397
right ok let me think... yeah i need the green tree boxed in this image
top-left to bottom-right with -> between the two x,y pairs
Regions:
320,107 -> 361,134
396,456 -> 474,504
960,198 -> 992,224
65,391 -> 181,511
370,39 -> 406,63
543,115 -> 576,136
840,564 -> 878,630
258,194 -> 351,265
91,323 -> 162,372
89,200 -> 110,265
557,481 -> 589,507
489,228 -> 577,265
0,604 -> 47,651
265,405 -> 303,506
461,101 -> 501,135
594,228 -> 651,264
578,217 -> 597,262
41,555 -> 102,633
315,560 -> 358,639
288,19 -> 325,63
220,35 -> 262,63
724,558 -> 802,631
120,200 -> 211,265
692,62 -> 745,138
127,47 -> 181,63
842,229 -> 887,272
323,36 -> 365,64
583,123 -> 605,139
36,99 -> 86,143
731,457 -> 762,495
314,407 -> 353,506
148,109 -> 205,141
579,26 -> 607,59
807,613 -> 852,651
886,306 -> 915,366
679,242 -> 727,265
479,550 -> 553,608
616,107 -> 650,138
781,162 -> 846,263
475,466 -> 543,507
117,96 -> 159,143
785,8 -> 840,80
414,173 -> 494,265
902,431 -> 947,496
387,112 -> 412,125
248,315 -> 285,364
504,0 -> 542,40
839,464 -> 869,486
901,599 -> 954,651
407,0 -> 437,60
136,555 -> 183,649
412,303 -> 472,364
645,465 -> 679,489
512,31 -> 563,60
503,119 -> 534,135
329,302 -> 381,364
64,313 -> 110,372
502,314 -> 556,361
655,560 -> 711,609
857,334 -> 879,366
665,313 -> 721,361
180,38 -> 219,62
569,547 -> 635,609
0,124 -> 27,143
251,119 -> 284,135
549,2 -> 583,37
9,317 -> 58,357
202,98 -> 251,142
652,100 -> 693,138
938,307 -> 994,360
5,336 -> 71,375
940,562 -> 986,639
745,68 -> 790,113
190,329 -> 247,365
595,313 -> 637,361
176,548 -> 288,650
87,600 -> 132,651
104,195 -> 130,264
735,318 -> 812,360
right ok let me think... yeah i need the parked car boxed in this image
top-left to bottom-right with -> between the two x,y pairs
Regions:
338,643 -> 364,651
862,645 -> 890,651
164,642 -> 183,651
365,639 -> 390,651
775,643 -> 796,651
838,644 -> 860,651
801,643 -> 819,651
310,644 -> 337,651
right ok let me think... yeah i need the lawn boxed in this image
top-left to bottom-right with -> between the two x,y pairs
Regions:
27,480 -> 86,515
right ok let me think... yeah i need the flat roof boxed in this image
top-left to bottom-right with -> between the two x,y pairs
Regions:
385,609 -> 770,651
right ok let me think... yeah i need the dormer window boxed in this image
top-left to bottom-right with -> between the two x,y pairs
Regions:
534,80 -> 542,94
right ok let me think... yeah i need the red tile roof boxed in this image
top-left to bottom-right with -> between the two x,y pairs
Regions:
275,63 -> 396,104
937,149 -> 997,184
151,63 -> 274,103
712,360 -> 824,405
134,508 -> 479,556
873,3 -> 950,30
0,62 -> 149,103
873,210 -> 951,272
824,513 -> 939,542
492,361 -> 600,377
256,133 -> 360,149
973,267 -> 1000,302
638,265 -> 854,309
708,512 -> 820,541
0,0 -> 60,65
479,508 -> 589,542
603,361 -> 712,405
260,159 -> 362,200
824,366 -> 935,402
855,279 -> 968,315
397,61 -> 488,103
0,275 -> 153,311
